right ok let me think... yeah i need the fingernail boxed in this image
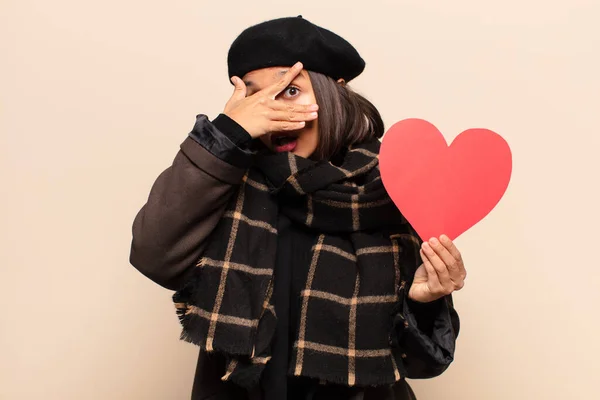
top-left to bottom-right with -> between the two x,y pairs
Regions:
309,104 -> 319,110
296,61 -> 303,69
310,112 -> 318,117
429,237 -> 438,245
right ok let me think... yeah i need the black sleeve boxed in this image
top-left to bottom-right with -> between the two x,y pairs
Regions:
188,114 -> 253,169
404,297 -> 444,337
388,224 -> 460,380
211,113 -> 253,148
393,294 -> 460,379
129,114 -> 252,291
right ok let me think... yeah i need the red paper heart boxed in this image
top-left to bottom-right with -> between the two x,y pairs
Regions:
380,118 -> 512,241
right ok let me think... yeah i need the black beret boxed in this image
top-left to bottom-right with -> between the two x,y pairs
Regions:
227,16 -> 365,83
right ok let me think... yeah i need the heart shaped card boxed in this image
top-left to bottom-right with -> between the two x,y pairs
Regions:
380,118 -> 512,241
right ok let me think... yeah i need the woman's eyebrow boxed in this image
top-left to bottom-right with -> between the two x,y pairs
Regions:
276,69 -> 306,80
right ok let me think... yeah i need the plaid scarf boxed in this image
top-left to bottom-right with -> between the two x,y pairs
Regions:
173,140 -> 422,389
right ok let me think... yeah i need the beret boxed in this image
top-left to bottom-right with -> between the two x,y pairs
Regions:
227,16 -> 365,83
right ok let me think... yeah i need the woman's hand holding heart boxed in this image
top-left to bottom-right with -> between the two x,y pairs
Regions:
408,235 -> 467,303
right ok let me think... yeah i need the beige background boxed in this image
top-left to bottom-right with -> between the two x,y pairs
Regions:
1,0 -> 599,399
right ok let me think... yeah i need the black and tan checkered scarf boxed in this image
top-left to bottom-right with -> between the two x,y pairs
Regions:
173,140 -> 422,389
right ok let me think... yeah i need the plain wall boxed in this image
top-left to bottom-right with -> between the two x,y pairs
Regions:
1,0 -> 599,399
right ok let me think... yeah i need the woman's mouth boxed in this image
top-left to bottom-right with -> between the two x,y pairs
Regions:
272,133 -> 298,153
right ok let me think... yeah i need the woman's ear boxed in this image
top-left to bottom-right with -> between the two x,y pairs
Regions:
337,78 -> 346,87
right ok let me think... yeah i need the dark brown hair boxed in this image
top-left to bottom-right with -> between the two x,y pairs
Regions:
308,71 -> 384,161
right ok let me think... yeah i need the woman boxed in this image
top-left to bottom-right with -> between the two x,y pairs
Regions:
130,16 -> 465,400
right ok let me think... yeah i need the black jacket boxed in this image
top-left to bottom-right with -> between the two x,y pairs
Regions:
130,115 -> 460,400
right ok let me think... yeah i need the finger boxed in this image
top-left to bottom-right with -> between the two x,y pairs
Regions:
420,249 -> 442,292
266,99 -> 319,113
264,61 -> 304,98
268,120 -> 307,132
439,235 -> 462,263
428,237 -> 460,275
267,109 -> 318,123
439,235 -> 466,278
421,242 -> 452,289
229,76 -> 247,102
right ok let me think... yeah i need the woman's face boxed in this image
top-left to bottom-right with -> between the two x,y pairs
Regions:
242,67 -> 319,158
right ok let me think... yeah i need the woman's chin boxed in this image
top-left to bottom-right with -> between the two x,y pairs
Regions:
291,148 -> 312,159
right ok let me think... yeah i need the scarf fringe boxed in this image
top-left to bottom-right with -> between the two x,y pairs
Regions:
173,273 -> 205,347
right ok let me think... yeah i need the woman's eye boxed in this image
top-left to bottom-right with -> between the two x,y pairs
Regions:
283,86 -> 299,98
